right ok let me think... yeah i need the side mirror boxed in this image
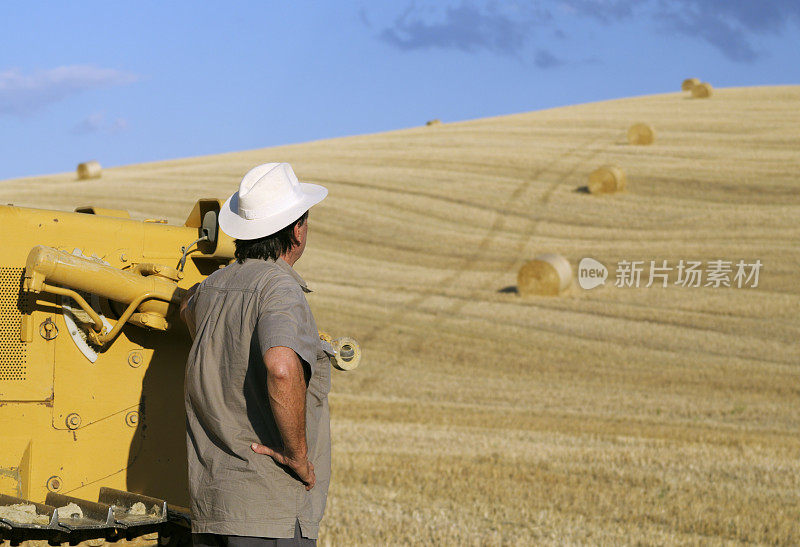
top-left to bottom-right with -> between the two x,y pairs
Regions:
200,210 -> 218,246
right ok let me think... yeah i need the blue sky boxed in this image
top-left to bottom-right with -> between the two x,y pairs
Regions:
1,1 -> 799,180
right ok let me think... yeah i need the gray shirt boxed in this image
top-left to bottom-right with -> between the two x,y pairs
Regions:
184,258 -> 331,539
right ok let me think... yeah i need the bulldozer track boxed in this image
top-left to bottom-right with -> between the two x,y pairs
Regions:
0,490 -> 191,547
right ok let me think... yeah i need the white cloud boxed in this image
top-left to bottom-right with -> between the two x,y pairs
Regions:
108,117 -> 128,133
71,111 -> 129,135
0,65 -> 138,116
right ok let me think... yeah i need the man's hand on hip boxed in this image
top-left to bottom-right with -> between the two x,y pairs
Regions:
251,443 -> 316,490
257,345 -> 315,490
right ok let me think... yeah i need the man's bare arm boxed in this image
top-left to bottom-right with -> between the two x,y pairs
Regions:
251,346 -> 316,490
179,283 -> 199,338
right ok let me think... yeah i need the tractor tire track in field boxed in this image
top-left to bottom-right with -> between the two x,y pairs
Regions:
443,137 -> 611,317
357,135 -> 607,344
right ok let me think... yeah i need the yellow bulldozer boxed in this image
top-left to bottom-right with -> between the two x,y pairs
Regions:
0,200 -> 359,545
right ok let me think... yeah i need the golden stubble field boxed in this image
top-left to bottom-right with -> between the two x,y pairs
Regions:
2,86 -> 799,545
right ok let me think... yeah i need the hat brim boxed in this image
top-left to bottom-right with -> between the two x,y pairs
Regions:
218,182 -> 328,240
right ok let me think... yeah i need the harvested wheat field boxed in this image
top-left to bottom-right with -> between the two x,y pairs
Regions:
2,86 -> 799,545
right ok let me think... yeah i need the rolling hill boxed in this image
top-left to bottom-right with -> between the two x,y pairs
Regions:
2,85 -> 799,544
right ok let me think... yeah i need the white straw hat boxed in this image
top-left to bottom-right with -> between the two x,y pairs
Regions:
218,163 -> 327,240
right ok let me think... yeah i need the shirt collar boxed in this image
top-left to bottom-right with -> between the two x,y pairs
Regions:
275,257 -> 312,293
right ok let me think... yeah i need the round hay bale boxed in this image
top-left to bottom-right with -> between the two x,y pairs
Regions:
681,78 -> 700,91
517,254 -> 572,297
691,82 -> 713,98
426,119 -> 441,126
77,160 -> 102,180
588,164 -> 626,194
627,123 -> 655,145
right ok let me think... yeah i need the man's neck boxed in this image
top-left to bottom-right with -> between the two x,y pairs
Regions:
280,251 -> 298,267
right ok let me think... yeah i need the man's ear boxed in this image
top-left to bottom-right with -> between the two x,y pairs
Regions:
293,221 -> 305,243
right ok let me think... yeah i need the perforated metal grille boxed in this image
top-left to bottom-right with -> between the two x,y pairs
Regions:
0,268 -> 28,381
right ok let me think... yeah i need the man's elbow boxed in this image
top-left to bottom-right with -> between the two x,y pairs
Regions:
265,347 -> 304,382
268,361 -> 294,381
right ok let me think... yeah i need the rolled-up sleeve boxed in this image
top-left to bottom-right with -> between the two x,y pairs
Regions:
256,278 -> 318,369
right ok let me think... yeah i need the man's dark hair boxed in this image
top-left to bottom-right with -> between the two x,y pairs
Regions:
234,211 -> 308,264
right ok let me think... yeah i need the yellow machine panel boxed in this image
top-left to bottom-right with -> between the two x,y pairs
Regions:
0,200 -> 231,510
0,199 -> 359,544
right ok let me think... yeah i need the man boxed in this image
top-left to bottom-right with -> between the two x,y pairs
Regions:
180,162 -> 330,546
